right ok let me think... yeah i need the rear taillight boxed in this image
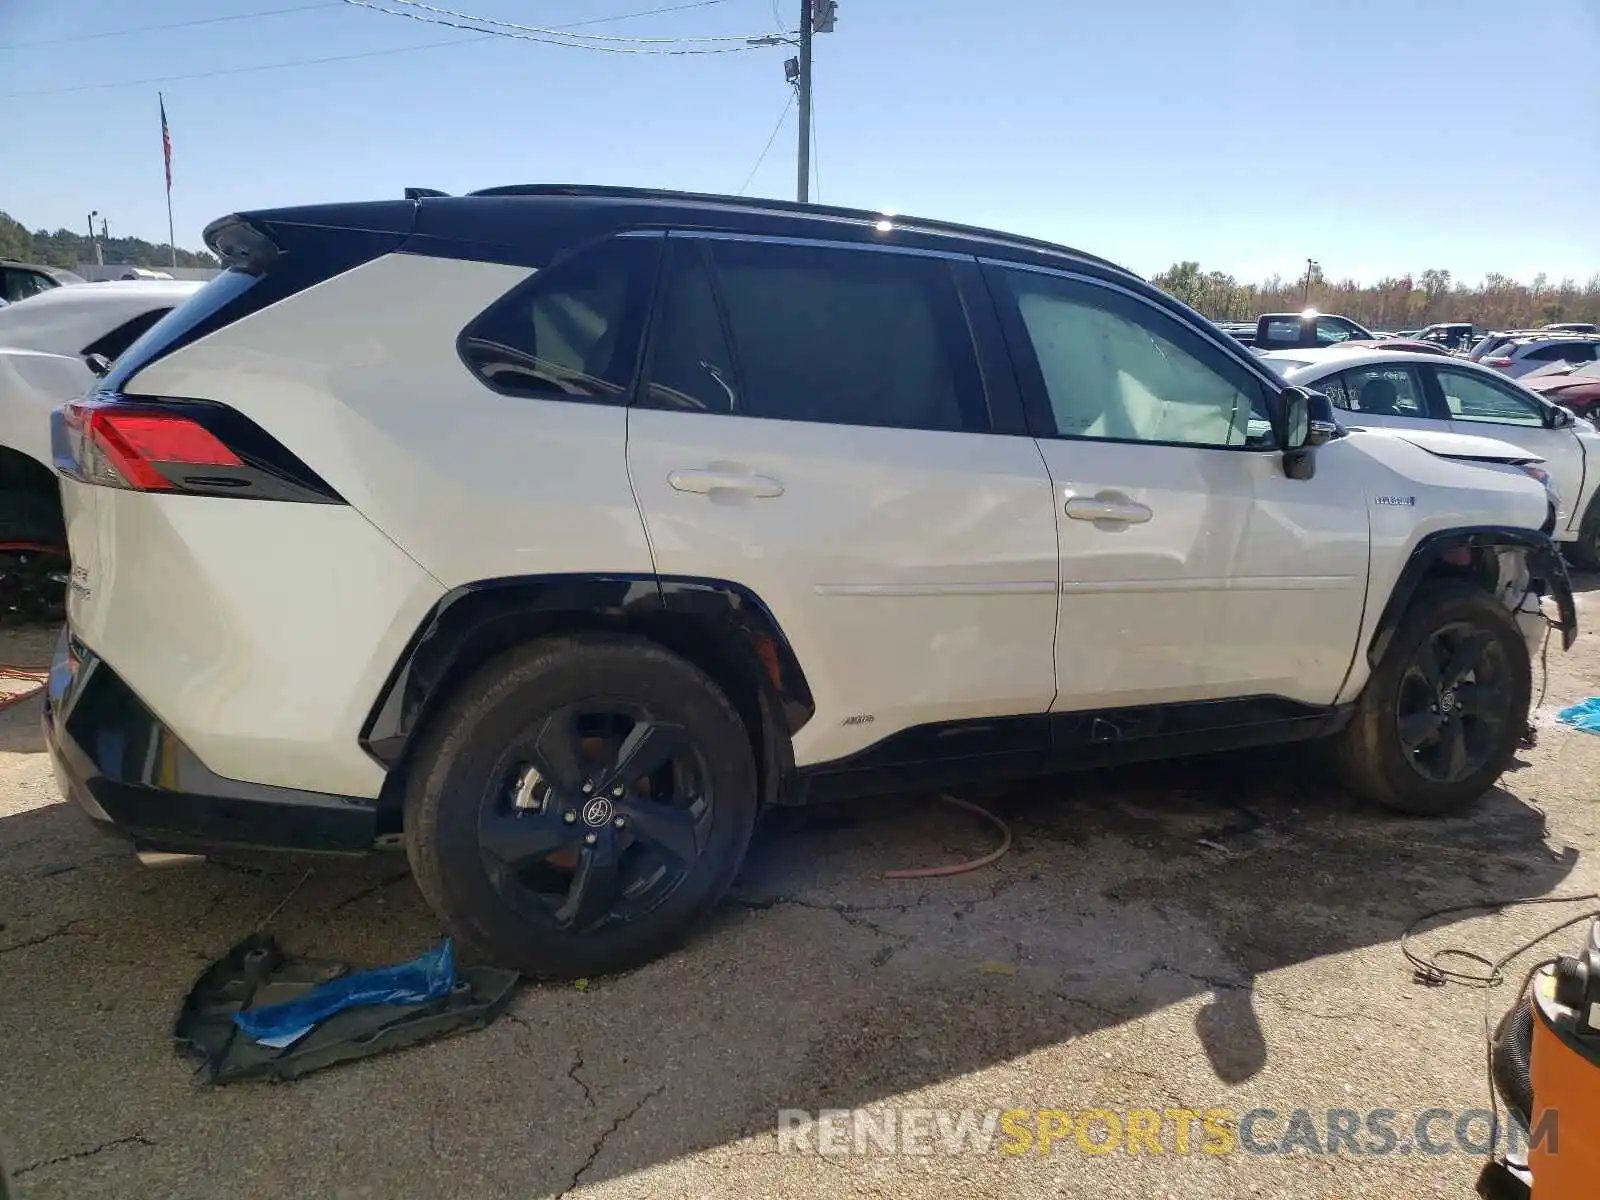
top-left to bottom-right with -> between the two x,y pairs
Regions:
1484,356 -> 1514,369
53,395 -> 343,504
56,401 -> 241,491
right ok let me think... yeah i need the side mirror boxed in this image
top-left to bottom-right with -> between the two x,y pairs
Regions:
1548,405 -> 1576,429
1280,387 -> 1311,449
83,352 -> 112,378
1278,385 -> 1337,480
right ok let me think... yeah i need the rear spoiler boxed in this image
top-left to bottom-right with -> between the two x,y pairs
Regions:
404,188 -> 450,200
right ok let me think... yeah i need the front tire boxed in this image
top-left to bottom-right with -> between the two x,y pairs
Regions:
404,634 -> 758,978
1334,582 -> 1530,816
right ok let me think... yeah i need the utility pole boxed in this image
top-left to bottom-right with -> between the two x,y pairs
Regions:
1302,258 -> 1319,307
795,0 -> 812,203
87,211 -> 103,266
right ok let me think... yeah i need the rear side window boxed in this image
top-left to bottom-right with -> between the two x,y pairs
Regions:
1314,374 -> 1352,409
460,236 -> 658,401
81,308 -> 173,365
1336,365 -> 1429,417
645,238 -> 986,432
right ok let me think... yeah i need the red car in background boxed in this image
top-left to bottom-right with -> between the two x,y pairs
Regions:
1525,360 -> 1600,423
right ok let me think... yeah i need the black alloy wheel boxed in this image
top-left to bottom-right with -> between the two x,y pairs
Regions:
404,634 -> 758,978
1332,581 -> 1531,816
478,702 -> 713,934
1394,621 -> 1515,784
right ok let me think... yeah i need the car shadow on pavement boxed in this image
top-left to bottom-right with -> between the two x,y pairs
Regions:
0,724 -> 1578,1196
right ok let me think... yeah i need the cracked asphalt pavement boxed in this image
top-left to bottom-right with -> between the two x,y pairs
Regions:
4,582 -> 1600,1198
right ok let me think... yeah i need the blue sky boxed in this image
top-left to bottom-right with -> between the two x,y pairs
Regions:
3,0 -> 1596,284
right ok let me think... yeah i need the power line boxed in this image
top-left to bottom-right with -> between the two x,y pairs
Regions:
566,0 -> 735,28
0,2 -> 340,51
0,33 -> 497,97
0,0 -> 751,97
344,0 -> 770,44
738,86 -> 795,195
0,0 -> 732,51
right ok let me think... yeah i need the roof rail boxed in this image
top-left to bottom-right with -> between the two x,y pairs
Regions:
460,183 -> 1122,272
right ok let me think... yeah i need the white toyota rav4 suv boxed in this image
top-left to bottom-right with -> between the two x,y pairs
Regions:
44,186 -> 1578,978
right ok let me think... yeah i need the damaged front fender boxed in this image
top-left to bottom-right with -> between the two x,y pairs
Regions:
1368,527 -> 1578,670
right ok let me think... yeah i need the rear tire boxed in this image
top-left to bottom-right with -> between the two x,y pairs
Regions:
1333,582 -> 1530,816
0,487 -> 67,624
404,633 -> 758,978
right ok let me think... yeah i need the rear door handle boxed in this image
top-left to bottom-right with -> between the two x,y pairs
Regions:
1064,497 -> 1152,524
667,468 -> 784,499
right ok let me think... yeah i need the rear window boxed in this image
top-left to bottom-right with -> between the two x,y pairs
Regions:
102,269 -> 262,392
102,218 -> 405,394
1468,335 -> 1512,361
1263,317 -> 1300,344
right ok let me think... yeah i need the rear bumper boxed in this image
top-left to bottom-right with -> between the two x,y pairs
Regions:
44,630 -> 378,854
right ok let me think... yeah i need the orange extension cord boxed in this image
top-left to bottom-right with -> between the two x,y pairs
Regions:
882,794 -> 1014,879
0,665 -> 49,712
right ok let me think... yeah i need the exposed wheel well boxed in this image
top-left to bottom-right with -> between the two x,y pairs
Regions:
371,595 -> 799,832
1368,528 -> 1570,668
0,445 -> 59,496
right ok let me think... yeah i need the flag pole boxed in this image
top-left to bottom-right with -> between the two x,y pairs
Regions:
160,92 -> 176,268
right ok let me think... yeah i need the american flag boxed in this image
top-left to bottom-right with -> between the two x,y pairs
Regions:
160,94 -> 172,193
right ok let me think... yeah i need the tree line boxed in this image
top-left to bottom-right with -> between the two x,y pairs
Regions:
1150,261 -> 1599,330
1,211 -> 214,271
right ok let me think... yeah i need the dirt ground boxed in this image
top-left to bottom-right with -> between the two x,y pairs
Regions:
3,582 -> 1599,1199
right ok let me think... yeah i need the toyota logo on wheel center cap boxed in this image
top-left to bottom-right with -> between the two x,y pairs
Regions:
582,797 -> 615,827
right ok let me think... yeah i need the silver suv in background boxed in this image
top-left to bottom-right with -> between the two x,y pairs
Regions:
1468,332 -> 1600,379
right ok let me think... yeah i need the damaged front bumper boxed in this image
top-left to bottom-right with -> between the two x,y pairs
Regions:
1521,539 -> 1578,653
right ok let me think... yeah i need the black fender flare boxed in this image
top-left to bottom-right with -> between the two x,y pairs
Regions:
1367,526 -> 1577,669
359,572 -> 815,774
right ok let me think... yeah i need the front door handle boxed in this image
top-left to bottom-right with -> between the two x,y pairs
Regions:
1064,496 -> 1152,524
667,467 -> 784,499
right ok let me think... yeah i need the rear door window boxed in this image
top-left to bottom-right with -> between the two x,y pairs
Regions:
1335,365 -> 1430,418
646,237 -> 988,432
1314,374 -> 1353,410
459,236 -> 659,401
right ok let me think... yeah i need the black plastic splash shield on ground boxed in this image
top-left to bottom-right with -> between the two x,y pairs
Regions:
174,934 -> 519,1084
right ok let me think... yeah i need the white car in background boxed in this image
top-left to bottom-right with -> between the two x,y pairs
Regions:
0,280 -> 200,476
1263,347 -> 1600,566
0,281 -> 199,613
